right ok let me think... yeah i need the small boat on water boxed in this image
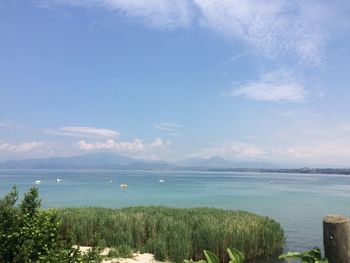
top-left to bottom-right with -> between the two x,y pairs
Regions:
35,180 -> 41,184
120,183 -> 128,188
269,181 -> 275,184
158,179 -> 165,183
56,179 -> 62,183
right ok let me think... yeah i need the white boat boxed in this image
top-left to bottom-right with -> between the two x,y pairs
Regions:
56,179 -> 62,183
158,179 -> 165,183
120,183 -> 128,188
35,180 -> 41,184
269,181 -> 275,184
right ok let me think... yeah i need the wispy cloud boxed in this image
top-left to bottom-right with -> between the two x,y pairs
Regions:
194,0 -> 330,65
226,70 -> 307,102
199,50 -> 249,76
153,122 -> 181,132
42,0 -> 347,65
46,0 -> 194,29
44,126 -> 120,138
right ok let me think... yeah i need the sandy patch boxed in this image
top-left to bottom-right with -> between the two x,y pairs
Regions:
74,246 -> 111,256
103,252 -> 162,263
74,246 -> 164,263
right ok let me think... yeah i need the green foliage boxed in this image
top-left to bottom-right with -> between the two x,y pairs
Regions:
203,250 -> 220,263
227,248 -> 244,263
145,237 -> 168,261
186,248 -> 244,263
20,187 -> 41,218
184,259 -> 207,263
279,247 -> 328,263
0,186 -> 102,263
57,206 -> 284,262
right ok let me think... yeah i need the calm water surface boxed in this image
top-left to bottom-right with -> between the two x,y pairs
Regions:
1,170 -> 350,262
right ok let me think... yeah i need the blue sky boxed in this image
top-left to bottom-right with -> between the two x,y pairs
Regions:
1,0 -> 350,166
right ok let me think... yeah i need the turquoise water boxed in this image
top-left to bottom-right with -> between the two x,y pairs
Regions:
1,169 -> 350,259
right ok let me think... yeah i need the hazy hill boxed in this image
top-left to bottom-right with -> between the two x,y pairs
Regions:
2,153 -> 347,172
0,152 -> 172,170
176,157 -> 275,169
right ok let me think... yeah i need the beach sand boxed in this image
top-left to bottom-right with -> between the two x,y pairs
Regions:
76,246 -> 164,263
102,252 -> 162,263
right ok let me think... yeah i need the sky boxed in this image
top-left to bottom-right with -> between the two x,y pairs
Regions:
0,0 -> 350,166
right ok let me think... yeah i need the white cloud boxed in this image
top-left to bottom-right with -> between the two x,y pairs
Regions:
41,0 -> 346,65
78,137 -> 171,156
0,141 -> 46,153
190,138 -> 350,166
78,139 -> 144,152
44,126 -> 119,138
150,137 -> 171,148
227,70 -> 307,102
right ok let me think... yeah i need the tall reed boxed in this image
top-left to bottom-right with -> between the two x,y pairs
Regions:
57,206 -> 284,262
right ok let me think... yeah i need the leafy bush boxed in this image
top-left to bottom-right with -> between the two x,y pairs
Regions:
185,248 -> 244,263
57,206 -> 285,262
0,186 -> 102,263
279,247 -> 328,263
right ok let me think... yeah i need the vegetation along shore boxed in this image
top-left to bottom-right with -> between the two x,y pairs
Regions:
0,187 -> 284,262
57,206 -> 284,262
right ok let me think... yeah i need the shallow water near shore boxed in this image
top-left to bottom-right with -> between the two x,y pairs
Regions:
1,170 -> 350,262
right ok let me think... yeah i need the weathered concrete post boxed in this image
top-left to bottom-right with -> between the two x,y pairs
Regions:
323,214 -> 350,263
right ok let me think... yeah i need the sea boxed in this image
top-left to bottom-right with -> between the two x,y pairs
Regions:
1,169 -> 350,261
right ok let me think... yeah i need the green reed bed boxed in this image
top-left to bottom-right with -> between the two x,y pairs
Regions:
56,206 -> 284,262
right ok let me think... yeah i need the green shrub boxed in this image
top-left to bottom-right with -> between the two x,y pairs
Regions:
185,248 -> 244,263
279,247 -> 328,263
0,186 -> 102,263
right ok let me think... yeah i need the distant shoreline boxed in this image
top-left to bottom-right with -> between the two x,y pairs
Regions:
0,167 -> 349,175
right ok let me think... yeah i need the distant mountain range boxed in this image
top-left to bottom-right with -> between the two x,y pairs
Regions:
0,153 -> 173,170
0,153 -> 349,174
0,153 -> 275,170
175,156 -> 275,169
